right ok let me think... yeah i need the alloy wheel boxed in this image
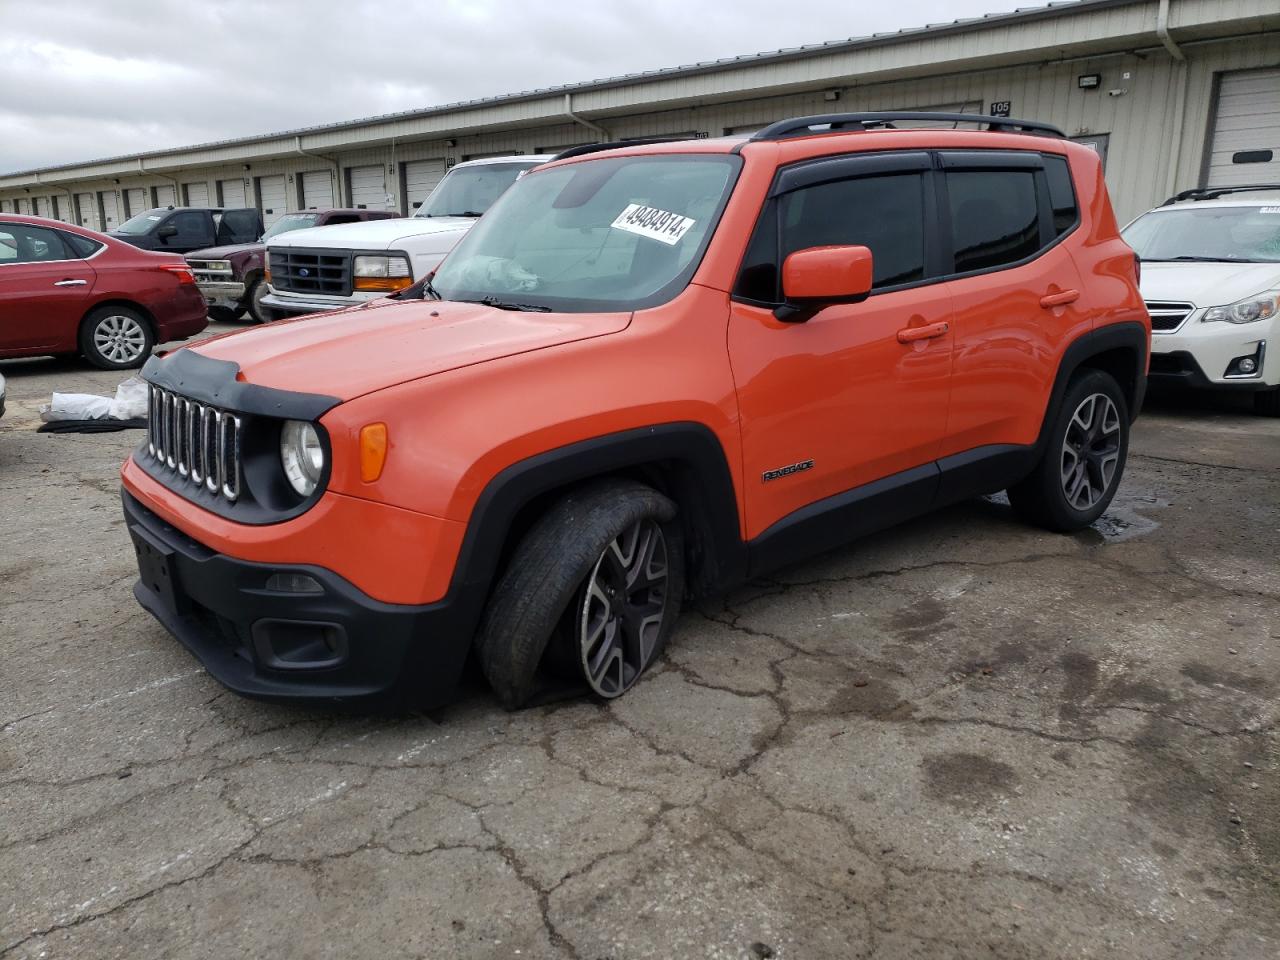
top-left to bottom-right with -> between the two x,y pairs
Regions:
1060,392 -> 1121,510
576,518 -> 670,698
93,314 -> 148,365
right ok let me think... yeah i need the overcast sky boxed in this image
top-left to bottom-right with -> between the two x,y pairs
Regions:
0,0 -> 1044,174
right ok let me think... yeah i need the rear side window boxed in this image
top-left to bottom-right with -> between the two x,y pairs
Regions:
946,170 -> 1040,272
61,231 -> 104,258
1043,156 -> 1079,235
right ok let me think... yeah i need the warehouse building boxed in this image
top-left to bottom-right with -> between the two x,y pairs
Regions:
1,0 -> 1276,228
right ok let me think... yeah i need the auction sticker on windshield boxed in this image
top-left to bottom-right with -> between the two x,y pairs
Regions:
612,204 -> 696,245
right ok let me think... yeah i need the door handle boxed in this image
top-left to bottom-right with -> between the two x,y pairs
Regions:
1039,289 -> 1080,309
896,320 -> 950,344
53,279 -> 88,287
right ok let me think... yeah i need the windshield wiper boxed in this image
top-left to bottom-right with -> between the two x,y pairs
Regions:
472,295 -> 551,312
1157,255 -> 1256,263
422,276 -> 442,301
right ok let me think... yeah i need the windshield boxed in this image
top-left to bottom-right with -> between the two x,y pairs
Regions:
431,154 -> 740,313
262,213 -> 320,241
114,209 -> 167,235
1123,205 -> 1280,263
414,161 -> 539,218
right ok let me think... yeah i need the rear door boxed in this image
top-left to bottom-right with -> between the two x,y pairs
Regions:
0,222 -> 96,351
161,210 -> 217,252
216,209 -> 263,244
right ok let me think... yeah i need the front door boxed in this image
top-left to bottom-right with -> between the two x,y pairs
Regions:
728,153 -> 954,547
0,223 -> 96,351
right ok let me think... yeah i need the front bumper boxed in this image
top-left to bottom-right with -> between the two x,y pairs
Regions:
195,279 -> 247,310
261,290 -> 378,317
1151,311 -> 1276,389
123,489 -> 473,707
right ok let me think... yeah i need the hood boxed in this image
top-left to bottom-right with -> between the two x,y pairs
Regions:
265,216 -> 475,253
183,297 -> 631,401
185,242 -> 260,260
1140,261 -> 1280,308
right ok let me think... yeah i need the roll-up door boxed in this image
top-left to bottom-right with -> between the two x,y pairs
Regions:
34,196 -> 51,218
99,190 -> 120,229
1206,67 -> 1280,186
76,193 -> 100,230
125,187 -> 147,217
183,181 -> 210,207
301,170 -> 334,209
16,198 -> 29,214
154,184 -> 176,208
219,178 -> 247,208
402,159 -> 446,213
256,174 -> 287,227
348,164 -> 386,209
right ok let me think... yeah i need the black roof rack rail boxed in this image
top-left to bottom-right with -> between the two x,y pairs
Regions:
1161,183 -> 1280,205
749,112 -> 1065,141
551,137 -> 691,161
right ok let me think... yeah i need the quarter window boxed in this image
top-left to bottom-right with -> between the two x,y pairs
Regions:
946,170 -> 1040,272
1043,156 -> 1078,236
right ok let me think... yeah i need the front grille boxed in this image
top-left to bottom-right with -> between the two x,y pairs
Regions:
146,385 -> 242,502
1145,301 -> 1194,333
269,248 -> 351,296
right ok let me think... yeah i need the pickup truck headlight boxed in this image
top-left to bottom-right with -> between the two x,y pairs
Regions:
280,420 -> 325,496
200,259 -> 232,272
354,254 -> 413,292
1202,291 -> 1279,324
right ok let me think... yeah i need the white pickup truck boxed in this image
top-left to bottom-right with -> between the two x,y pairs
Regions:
259,155 -> 554,319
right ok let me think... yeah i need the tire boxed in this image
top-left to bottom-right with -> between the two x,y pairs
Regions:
247,279 -> 270,324
79,305 -> 155,370
1254,388 -> 1280,417
1007,369 -> 1129,532
476,479 -> 685,710
207,306 -> 238,324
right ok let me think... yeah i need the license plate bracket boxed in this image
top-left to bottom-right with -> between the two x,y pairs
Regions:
130,523 -> 185,614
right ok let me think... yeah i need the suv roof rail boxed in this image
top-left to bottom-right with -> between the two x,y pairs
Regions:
551,137 -> 693,161
749,112 -> 1066,141
1162,183 -> 1280,205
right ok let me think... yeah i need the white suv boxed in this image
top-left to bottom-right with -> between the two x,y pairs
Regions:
260,155 -> 554,319
1123,185 -> 1280,416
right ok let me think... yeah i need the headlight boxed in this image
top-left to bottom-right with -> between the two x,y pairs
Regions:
354,254 -> 413,292
280,420 -> 324,496
1203,291 -> 1280,324
202,259 -> 232,272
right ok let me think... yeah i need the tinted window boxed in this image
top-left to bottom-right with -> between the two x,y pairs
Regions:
61,231 -> 103,258
1043,156 -> 1078,235
780,173 -> 927,290
947,170 -> 1040,272
169,211 -> 211,243
0,224 -> 74,263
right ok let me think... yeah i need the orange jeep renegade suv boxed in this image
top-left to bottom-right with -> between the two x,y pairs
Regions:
121,113 -> 1149,709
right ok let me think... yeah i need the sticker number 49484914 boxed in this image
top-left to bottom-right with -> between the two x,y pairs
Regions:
611,203 -> 697,245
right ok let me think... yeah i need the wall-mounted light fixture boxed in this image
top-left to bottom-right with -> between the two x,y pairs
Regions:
823,89 -> 840,102
1078,73 -> 1101,90
445,138 -> 457,148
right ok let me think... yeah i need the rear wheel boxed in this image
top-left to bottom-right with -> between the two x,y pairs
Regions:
1007,369 -> 1129,532
476,480 -> 684,709
1254,387 -> 1280,417
79,306 -> 154,370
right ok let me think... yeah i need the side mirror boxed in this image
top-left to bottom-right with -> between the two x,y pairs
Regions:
156,224 -> 178,240
776,245 -> 873,322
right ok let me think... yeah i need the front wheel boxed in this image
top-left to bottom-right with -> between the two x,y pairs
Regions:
79,306 -> 155,370
1007,369 -> 1129,532
476,480 -> 684,709
247,279 -> 270,323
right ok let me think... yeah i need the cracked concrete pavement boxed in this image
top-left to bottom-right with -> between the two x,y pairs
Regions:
1,324 -> 1277,959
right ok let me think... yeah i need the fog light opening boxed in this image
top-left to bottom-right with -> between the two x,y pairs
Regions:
265,572 -> 324,594
1225,342 -> 1266,379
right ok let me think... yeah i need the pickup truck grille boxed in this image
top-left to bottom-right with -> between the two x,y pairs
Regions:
270,248 -> 351,296
1145,301 -> 1194,333
146,385 -> 242,502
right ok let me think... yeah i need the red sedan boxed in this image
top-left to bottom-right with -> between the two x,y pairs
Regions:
0,214 -> 208,369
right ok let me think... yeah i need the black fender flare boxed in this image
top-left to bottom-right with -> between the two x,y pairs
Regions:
1036,321 -> 1149,453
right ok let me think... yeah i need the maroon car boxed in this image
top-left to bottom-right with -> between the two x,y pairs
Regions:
0,214 -> 208,369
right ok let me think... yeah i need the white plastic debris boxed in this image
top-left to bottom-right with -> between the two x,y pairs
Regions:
39,376 -> 150,422
110,376 -> 149,420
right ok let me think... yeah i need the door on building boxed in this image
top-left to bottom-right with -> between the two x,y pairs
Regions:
99,190 -> 120,230
256,175 -> 287,227
16,198 -> 30,215
1070,133 -> 1110,170
183,182 -> 210,207
154,184 -> 176,208
76,193 -> 100,230
301,170 -> 334,209
34,197 -> 50,218
401,159 -> 446,213
218,178 -> 247,208
125,188 -> 147,217
1205,67 -> 1280,186
347,165 -> 386,209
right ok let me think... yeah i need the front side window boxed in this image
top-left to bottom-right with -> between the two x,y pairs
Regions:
1122,205 -> 1280,263
415,162 -> 540,219
432,155 -> 740,312
947,170 -> 1040,272
169,212 -> 210,242
0,224 -> 74,263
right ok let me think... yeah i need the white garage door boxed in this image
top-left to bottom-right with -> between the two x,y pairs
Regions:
219,178 -> 247,208
348,164 -> 386,209
1207,67 -> 1280,186
99,191 -> 120,230
302,170 -> 334,209
155,184 -> 176,208
183,181 -> 210,207
125,187 -> 147,217
256,174 -> 287,227
34,196 -> 51,217
403,159 -> 446,212
76,192 -> 100,230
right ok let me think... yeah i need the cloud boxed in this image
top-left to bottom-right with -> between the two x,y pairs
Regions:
0,0 -> 1033,173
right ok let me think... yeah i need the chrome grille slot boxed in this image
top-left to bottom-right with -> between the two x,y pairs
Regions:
144,384 -> 243,503
1145,300 -> 1194,334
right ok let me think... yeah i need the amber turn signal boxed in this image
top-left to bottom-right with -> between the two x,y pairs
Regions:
359,423 -> 388,482
353,276 -> 413,292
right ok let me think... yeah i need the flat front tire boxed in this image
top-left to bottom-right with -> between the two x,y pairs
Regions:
476,480 -> 684,709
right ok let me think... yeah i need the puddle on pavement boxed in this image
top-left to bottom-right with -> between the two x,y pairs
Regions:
985,490 -> 1168,544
